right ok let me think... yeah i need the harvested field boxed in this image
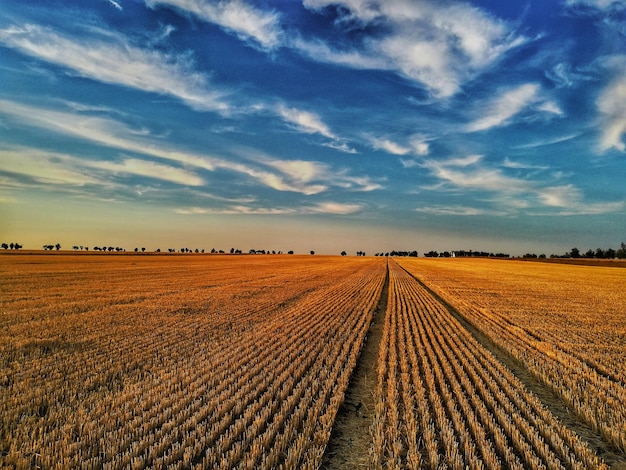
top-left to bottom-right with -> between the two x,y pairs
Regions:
1,254 -> 386,468
1,253 -> 624,469
396,257 -> 626,468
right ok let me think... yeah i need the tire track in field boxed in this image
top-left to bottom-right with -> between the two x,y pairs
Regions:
320,260 -> 389,469
397,263 -> 626,470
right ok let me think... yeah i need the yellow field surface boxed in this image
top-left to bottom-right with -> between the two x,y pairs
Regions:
0,254 -> 386,468
2,254 -> 625,469
396,258 -> 626,456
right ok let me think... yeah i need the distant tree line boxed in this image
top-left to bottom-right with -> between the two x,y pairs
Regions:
6,241 -> 625,259
1,243 -> 23,250
43,244 -> 62,251
374,250 -> 419,257
523,242 -> 626,260
93,246 -> 125,252
450,250 -> 510,258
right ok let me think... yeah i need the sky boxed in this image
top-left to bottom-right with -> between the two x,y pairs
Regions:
0,0 -> 625,256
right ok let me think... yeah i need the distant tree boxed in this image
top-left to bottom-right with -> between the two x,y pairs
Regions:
341,251 -> 347,256
55,243 -> 61,251
606,248 -> 616,259
569,247 -> 580,258
288,251 -> 294,255
584,249 -> 595,258
155,248 -> 161,253
134,248 -> 139,252
617,242 -> 626,259
1,243 -> 8,250
310,251 -> 315,255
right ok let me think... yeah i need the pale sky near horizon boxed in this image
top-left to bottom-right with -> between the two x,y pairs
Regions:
1,0 -> 625,255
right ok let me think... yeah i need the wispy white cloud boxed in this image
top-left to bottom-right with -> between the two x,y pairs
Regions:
425,160 -> 529,193
565,0 -> 626,10
175,201 -> 363,216
91,158 -> 204,186
368,137 -> 411,156
0,147 -> 204,188
290,36 -> 386,70
420,154 -> 623,215
410,137 -> 431,156
0,99 -> 377,195
145,0 -> 282,50
0,99 -> 218,171
502,157 -> 550,170
277,105 -> 337,139
537,101 -> 563,116
106,0 -> 123,11
175,206 -> 295,215
545,62 -> 594,88
512,134 -> 580,149
537,184 -> 582,207
415,205 -> 506,216
266,159 -> 326,184
275,104 -> 356,153
325,141 -> 357,154
309,201 -> 363,215
466,84 -> 539,132
254,154 -> 381,193
367,134 -> 430,157
535,184 -> 624,215
0,148 -> 100,186
0,24 -> 230,113
299,0 -> 527,98
597,72 -> 626,152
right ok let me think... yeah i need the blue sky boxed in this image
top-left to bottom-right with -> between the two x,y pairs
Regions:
0,0 -> 624,255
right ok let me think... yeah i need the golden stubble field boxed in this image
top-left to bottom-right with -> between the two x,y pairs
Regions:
1,253 -> 625,469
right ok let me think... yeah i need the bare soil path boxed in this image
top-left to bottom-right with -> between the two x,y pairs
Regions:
320,263 -> 389,469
